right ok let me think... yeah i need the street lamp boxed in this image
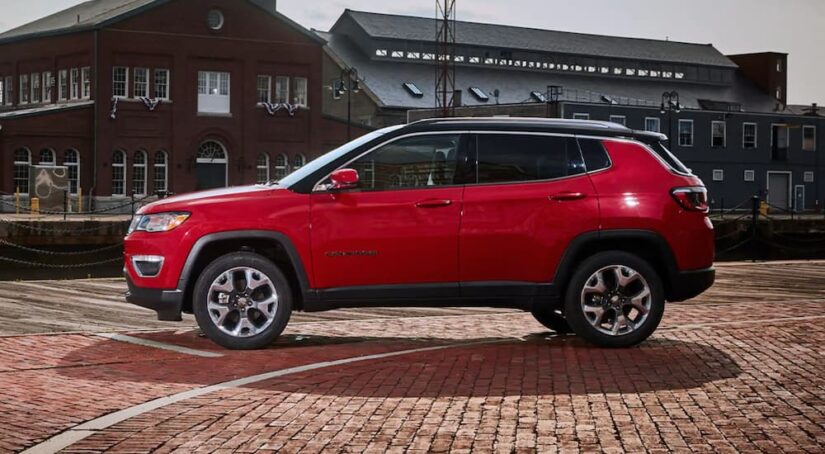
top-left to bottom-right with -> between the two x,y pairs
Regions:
334,67 -> 361,141
660,91 -> 681,148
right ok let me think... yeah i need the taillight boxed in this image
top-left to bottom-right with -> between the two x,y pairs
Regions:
671,187 -> 709,212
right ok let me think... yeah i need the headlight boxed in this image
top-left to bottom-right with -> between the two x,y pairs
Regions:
128,212 -> 190,233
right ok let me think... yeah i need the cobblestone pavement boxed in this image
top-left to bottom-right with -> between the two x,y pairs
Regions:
1,262 -> 824,452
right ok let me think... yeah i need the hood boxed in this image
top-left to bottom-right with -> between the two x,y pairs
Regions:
139,184 -> 283,214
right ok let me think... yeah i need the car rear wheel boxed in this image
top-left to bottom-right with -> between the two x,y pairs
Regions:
564,251 -> 664,348
531,306 -> 571,334
193,252 -> 292,350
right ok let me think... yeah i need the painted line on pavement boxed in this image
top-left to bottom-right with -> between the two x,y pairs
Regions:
94,333 -> 224,358
22,340 -> 498,454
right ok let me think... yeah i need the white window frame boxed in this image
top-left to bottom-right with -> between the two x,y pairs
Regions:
42,71 -> 52,103
274,153 -> 289,180
572,113 -> 589,120
256,152 -> 270,184
609,115 -> 626,126
804,171 -> 814,183
256,75 -> 271,103
644,117 -> 660,133
771,123 -> 790,150
197,71 -> 231,114
70,68 -> 79,100
293,153 -> 306,170
58,70 -> 68,101
133,68 -> 149,98
153,150 -> 168,194
742,122 -> 757,149
64,149 -> 80,195
39,148 -> 56,166
274,76 -> 289,104
112,67 -> 129,98
31,72 -> 41,103
802,126 -> 816,151
678,119 -> 694,147
112,150 -> 127,197
132,150 -> 148,195
0,77 -> 5,106
154,69 -> 170,100
744,170 -> 755,182
19,74 -> 29,104
711,120 -> 727,148
293,77 -> 308,107
3,76 -> 11,106
13,148 -> 32,195
712,169 -> 724,182
81,67 -> 91,99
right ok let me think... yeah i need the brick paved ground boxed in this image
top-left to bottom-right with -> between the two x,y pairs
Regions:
1,262 -> 824,452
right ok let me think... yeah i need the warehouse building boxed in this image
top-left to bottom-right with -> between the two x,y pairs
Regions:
319,10 -> 824,211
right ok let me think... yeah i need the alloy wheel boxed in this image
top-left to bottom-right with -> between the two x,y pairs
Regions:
580,265 -> 652,336
206,267 -> 279,338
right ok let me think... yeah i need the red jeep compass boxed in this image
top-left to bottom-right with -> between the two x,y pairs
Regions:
125,118 -> 715,349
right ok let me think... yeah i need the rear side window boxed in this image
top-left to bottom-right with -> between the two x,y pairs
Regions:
475,134 -> 585,184
577,138 -> 611,172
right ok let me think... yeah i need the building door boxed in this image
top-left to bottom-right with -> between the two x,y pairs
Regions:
794,185 -> 805,212
196,141 -> 228,190
767,172 -> 791,210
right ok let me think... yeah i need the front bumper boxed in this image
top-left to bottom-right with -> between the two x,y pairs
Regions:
667,267 -> 715,302
125,273 -> 184,321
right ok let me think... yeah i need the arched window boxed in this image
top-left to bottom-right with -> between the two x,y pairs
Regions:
133,150 -> 147,195
293,153 -> 306,171
197,141 -> 227,163
154,151 -> 168,195
63,149 -> 80,195
274,153 -> 289,180
13,148 -> 31,195
112,150 -> 126,196
256,153 -> 270,184
39,148 -> 56,166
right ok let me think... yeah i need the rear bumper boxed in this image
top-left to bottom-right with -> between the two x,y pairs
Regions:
125,273 -> 184,322
667,267 -> 715,302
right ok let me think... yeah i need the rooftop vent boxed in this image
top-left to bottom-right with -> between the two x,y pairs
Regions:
403,82 -> 423,98
469,87 -> 489,102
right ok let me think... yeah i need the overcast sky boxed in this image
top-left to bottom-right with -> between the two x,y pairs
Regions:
2,0 -> 823,105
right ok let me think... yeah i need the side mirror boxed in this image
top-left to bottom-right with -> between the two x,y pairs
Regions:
329,168 -> 359,191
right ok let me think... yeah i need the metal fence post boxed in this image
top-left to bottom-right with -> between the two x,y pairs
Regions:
63,190 -> 68,221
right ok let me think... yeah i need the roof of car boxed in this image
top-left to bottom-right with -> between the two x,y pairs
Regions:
401,117 -> 667,142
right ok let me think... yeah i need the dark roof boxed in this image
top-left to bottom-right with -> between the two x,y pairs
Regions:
342,10 -> 738,68
321,31 -> 777,113
0,0 -> 324,45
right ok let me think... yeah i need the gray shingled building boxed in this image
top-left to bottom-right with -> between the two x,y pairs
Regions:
319,10 -> 823,212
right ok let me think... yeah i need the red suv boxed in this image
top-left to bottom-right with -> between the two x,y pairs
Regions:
125,118 -> 715,349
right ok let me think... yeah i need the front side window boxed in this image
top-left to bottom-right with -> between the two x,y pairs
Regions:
133,151 -> 147,195
347,134 -> 460,191
644,117 -> 660,133
476,134 -> 584,184
678,120 -> 694,147
64,149 -> 80,195
19,74 -> 29,104
743,123 -> 757,149
133,68 -> 149,98
81,67 -> 91,99
256,153 -> 270,184
197,71 -> 230,114
257,75 -> 271,103
154,151 -> 168,194
13,148 -> 31,194
803,126 -> 816,151
112,150 -> 126,196
293,77 -> 308,106
113,67 -> 129,98
275,76 -> 289,103
154,69 -> 170,100
711,121 -> 726,148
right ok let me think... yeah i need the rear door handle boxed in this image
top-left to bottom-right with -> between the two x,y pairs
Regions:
549,192 -> 587,201
415,199 -> 453,208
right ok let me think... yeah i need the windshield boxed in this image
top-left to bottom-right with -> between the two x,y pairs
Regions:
648,142 -> 692,175
276,125 -> 405,189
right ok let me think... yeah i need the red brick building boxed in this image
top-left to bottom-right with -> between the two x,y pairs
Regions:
0,0 -> 359,210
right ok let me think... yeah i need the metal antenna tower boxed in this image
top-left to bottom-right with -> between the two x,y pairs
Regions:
435,0 -> 456,117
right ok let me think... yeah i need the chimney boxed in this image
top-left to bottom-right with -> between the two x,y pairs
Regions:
251,0 -> 277,14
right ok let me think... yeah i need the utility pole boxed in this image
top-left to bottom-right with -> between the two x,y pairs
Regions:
435,0 -> 456,118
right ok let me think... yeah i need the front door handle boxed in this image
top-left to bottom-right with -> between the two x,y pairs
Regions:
415,199 -> 453,208
549,192 -> 587,201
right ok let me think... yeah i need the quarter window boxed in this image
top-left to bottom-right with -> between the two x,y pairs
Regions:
347,134 -> 460,191
711,121 -> 726,148
678,120 -> 694,147
743,123 -> 757,149
476,134 -> 584,184
577,139 -> 611,172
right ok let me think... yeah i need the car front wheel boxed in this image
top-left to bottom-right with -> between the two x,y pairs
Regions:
193,252 -> 292,350
564,251 -> 664,348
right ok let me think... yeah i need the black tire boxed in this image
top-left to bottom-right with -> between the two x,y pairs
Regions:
531,306 -> 571,334
193,252 -> 292,350
564,251 -> 664,348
